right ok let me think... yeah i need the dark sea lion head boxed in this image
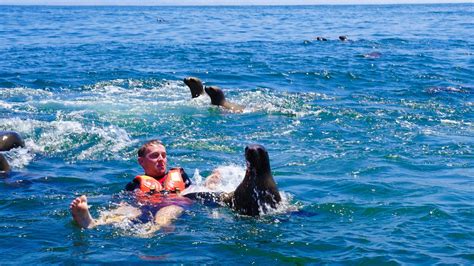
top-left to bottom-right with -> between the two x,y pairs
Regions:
0,131 -> 25,152
224,144 -> 281,216
183,77 -> 204,98
245,144 -> 271,176
204,86 -> 226,106
339,35 -> 348,41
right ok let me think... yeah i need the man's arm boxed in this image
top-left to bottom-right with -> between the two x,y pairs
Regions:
125,178 -> 139,191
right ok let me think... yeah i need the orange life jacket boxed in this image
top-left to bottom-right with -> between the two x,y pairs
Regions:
156,168 -> 186,193
133,169 -> 186,205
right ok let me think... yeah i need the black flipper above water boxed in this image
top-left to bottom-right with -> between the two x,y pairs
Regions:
183,192 -> 224,207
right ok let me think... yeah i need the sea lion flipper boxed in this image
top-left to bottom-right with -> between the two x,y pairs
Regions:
220,192 -> 234,208
183,192 -> 223,206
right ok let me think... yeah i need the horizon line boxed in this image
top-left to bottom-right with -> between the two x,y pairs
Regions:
0,2 -> 472,6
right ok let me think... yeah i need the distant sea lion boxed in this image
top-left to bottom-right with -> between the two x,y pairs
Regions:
184,77 -> 244,112
0,131 -> 25,152
315,36 -> 328,41
183,77 -> 205,98
204,86 -> 244,112
185,144 -> 281,216
363,52 -> 382,59
0,131 -> 24,174
339,35 -> 348,41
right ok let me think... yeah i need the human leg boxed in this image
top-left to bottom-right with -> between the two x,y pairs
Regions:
139,205 -> 184,235
70,195 -> 142,229
154,205 -> 184,227
96,202 -> 142,225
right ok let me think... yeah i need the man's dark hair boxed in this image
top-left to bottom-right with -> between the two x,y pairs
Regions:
137,139 -> 164,158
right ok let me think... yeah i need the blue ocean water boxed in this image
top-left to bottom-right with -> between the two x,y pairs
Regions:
0,3 -> 473,264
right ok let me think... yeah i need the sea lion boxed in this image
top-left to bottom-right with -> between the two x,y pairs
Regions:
183,77 -> 205,98
221,144 -> 281,216
183,76 -> 244,112
0,131 -> 25,151
0,154 -> 10,174
339,35 -> 348,41
185,144 -> 281,216
204,86 -> 244,112
315,36 -> 328,41
363,52 -> 382,59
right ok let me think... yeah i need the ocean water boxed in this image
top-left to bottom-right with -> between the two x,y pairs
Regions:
0,3 -> 473,264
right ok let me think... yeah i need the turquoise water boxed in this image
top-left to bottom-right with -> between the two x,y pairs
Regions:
1,4 -> 473,264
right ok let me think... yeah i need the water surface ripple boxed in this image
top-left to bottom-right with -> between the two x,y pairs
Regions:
0,4 -> 473,264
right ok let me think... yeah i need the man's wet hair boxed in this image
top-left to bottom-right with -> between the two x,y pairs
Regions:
138,139 -> 165,157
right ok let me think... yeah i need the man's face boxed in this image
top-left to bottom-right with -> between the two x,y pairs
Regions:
138,144 -> 167,177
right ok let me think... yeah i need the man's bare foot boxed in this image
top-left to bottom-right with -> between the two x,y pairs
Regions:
183,77 -> 205,98
69,195 -> 96,229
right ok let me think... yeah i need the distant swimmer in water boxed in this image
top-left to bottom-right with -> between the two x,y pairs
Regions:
70,140 -> 194,233
0,131 -> 25,174
183,77 -> 245,112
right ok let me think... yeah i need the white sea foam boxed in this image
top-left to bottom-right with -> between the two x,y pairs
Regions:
0,101 -> 13,109
185,164 -> 246,194
1,117 -> 134,162
2,146 -> 34,169
0,87 -> 53,98
77,125 -> 134,160
235,89 -> 332,117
